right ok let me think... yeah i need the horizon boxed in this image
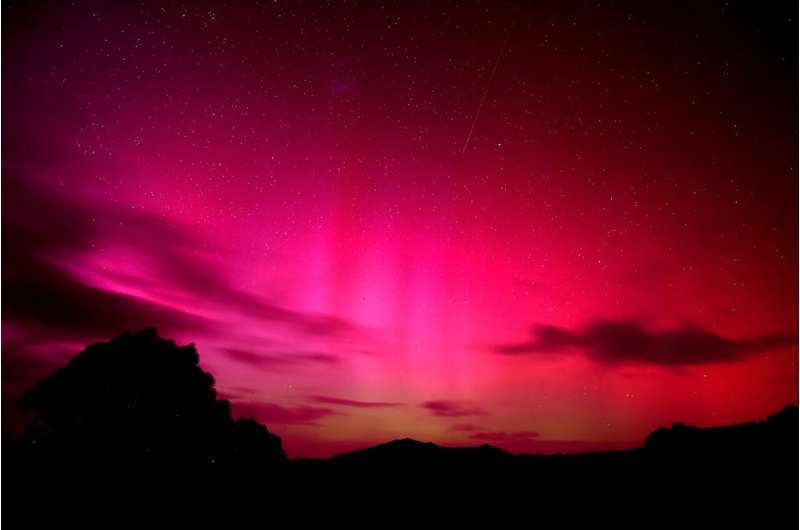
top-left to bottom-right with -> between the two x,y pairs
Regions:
10,326 -> 796,460
3,1 -> 798,459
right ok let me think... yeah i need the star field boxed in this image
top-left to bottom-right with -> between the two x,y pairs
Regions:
2,1 -> 797,457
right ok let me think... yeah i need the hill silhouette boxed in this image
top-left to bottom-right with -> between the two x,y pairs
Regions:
3,329 -> 797,525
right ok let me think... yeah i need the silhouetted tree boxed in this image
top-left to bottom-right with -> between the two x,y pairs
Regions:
17,328 -> 287,473
644,405 -> 799,454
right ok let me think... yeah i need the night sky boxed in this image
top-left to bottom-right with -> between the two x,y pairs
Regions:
3,1 -> 797,458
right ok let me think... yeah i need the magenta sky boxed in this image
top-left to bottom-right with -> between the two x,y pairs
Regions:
3,1 -> 797,457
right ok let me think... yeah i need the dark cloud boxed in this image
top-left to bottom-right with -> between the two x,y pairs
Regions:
469,437 -> 634,454
309,395 -> 403,408
294,352 -> 341,364
2,173 -> 362,342
3,258 -> 213,340
448,424 -> 629,453
1,179 -> 211,339
222,348 -> 297,368
421,400 -> 485,418
450,423 -> 479,432
448,423 -> 540,444
231,401 -> 339,426
222,348 -> 340,370
493,320 -> 795,366
300,315 -> 359,338
469,431 -> 540,443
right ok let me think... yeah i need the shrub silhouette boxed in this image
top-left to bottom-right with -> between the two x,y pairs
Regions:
17,328 -> 286,472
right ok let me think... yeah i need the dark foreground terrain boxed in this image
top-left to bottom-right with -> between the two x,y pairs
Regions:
3,329 -> 798,525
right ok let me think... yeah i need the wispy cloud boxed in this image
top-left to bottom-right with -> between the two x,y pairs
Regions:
3,174 -> 365,344
309,395 -> 403,408
222,348 -> 340,370
231,400 -> 340,426
469,430 -> 540,443
421,400 -> 485,417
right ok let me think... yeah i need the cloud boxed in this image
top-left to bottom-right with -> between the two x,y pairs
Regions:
446,423 -> 632,454
309,395 -> 403,408
463,437 -> 634,454
3,174 -> 377,436
448,423 -> 540,444
493,320 -> 795,366
222,348 -> 340,370
299,315 -> 359,338
230,400 -> 339,426
469,431 -> 540,443
421,400 -> 485,417
294,353 -> 341,365
3,257 -> 214,340
2,173 -> 364,344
